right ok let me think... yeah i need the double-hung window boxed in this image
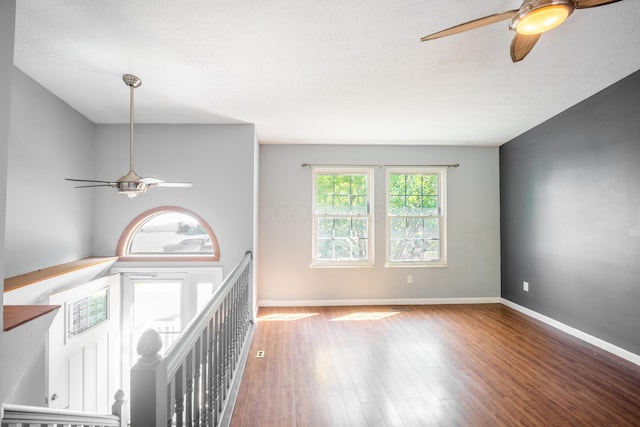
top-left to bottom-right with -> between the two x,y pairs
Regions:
386,167 -> 447,267
312,168 -> 373,267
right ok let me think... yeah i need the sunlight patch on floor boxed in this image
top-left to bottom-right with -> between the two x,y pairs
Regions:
258,313 -> 318,321
330,312 -> 399,321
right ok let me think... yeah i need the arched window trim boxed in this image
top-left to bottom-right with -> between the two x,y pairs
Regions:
116,206 -> 220,262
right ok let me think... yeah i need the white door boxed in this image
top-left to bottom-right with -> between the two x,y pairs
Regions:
47,274 -> 120,412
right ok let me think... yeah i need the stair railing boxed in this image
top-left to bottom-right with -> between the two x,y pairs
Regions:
0,390 -> 127,427
130,251 -> 254,427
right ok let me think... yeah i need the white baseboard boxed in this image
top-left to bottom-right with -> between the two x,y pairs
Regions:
501,298 -> 640,367
258,297 -> 500,307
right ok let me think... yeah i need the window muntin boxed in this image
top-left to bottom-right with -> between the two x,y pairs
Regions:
312,168 -> 373,266
386,168 -> 446,266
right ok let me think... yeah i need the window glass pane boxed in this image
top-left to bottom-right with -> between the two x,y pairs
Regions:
129,212 -> 214,255
389,174 -> 405,195
423,174 -> 438,194
317,218 -> 334,238
424,240 -> 440,261
407,194 -> 422,215
132,281 -> 181,356
423,218 -> 440,239
351,195 -> 367,214
389,195 -> 405,215
422,195 -> 438,215
334,195 -> 352,214
315,217 -> 368,261
316,195 -> 332,214
334,218 -> 352,238
316,238 -> 334,260
351,175 -> 367,194
317,175 -> 334,195
67,288 -> 109,338
197,282 -> 214,310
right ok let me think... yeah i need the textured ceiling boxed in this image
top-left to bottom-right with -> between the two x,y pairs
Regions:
12,0 -> 640,146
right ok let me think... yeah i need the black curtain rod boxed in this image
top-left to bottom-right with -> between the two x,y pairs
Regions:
301,163 -> 459,168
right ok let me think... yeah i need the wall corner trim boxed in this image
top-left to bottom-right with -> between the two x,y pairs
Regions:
258,297 -> 501,307
500,298 -> 640,367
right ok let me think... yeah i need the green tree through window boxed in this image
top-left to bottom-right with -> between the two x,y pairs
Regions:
313,169 -> 373,266
387,168 -> 447,266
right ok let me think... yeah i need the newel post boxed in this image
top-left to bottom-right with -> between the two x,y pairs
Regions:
131,328 -> 166,427
111,389 -> 128,427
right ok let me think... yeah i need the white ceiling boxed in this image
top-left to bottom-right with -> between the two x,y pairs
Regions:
12,0 -> 640,146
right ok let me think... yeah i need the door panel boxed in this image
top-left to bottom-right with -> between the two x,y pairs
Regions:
47,274 -> 120,412
67,350 -> 83,410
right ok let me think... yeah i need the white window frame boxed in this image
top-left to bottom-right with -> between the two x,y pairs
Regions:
311,167 -> 374,267
386,167 -> 447,267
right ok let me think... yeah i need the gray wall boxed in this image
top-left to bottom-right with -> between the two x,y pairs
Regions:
0,0 -> 16,342
91,123 -> 256,270
500,70 -> 640,355
258,144 -> 500,303
5,68 -> 95,277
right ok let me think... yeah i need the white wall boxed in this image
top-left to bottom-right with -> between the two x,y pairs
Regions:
5,68 -> 95,277
91,124 -> 255,270
258,144 -> 500,303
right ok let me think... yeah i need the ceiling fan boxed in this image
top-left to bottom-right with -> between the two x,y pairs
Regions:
420,0 -> 624,62
66,74 -> 193,198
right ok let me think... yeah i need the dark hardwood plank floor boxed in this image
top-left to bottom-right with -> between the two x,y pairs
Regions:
230,304 -> 640,426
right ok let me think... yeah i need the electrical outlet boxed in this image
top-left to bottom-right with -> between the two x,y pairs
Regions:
256,350 -> 265,358
407,275 -> 413,284
523,281 -> 529,292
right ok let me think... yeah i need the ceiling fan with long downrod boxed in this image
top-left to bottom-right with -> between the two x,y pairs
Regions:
420,0 -> 624,62
66,74 -> 192,198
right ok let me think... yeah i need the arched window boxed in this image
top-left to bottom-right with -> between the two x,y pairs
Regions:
117,207 -> 220,261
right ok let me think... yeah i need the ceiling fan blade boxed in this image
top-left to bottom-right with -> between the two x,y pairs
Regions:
138,177 -> 164,184
66,178 -> 114,184
154,182 -> 193,188
138,176 -> 192,188
421,9 -> 518,41
576,0 -> 623,9
510,33 -> 541,62
72,184 -> 114,189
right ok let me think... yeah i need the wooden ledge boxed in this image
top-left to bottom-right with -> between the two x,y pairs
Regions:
3,305 -> 60,331
4,257 -> 119,293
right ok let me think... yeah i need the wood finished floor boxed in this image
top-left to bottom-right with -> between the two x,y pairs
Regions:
230,304 -> 640,426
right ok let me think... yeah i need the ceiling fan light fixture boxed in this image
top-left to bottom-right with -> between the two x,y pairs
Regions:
117,182 -> 147,197
511,1 -> 575,35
